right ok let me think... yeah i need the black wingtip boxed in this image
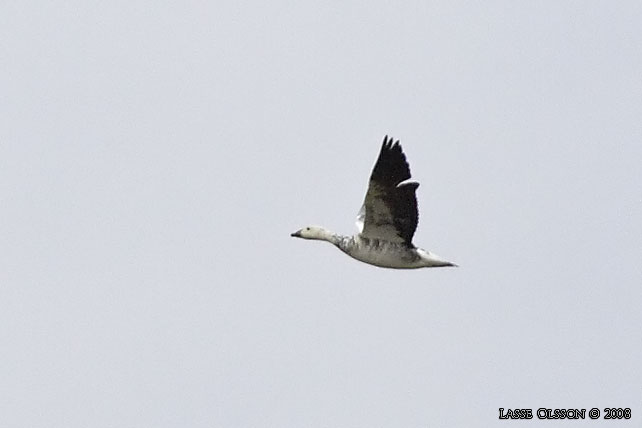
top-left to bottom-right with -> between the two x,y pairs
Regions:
372,135 -> 412,187
382,135 -> 402,151
382,135 -> 391,149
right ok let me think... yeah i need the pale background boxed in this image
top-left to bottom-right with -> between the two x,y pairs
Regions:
2,1 -> 641,427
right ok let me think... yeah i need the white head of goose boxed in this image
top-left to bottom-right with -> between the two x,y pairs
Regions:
291,136 -> 457,269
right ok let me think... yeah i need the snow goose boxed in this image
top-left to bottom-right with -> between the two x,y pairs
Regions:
291,136 -> 457,269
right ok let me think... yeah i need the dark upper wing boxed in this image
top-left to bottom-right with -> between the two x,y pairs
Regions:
356,136 -> 420,245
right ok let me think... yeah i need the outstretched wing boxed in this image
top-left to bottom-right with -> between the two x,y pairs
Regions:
356,136 -> 419,246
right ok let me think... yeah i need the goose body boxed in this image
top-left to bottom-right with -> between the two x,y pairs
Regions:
291,136 -> 456,269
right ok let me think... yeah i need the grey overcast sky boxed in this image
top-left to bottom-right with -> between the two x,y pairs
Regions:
2,1 -> 641,427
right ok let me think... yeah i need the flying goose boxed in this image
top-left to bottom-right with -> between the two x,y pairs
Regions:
291,136 -> 457,269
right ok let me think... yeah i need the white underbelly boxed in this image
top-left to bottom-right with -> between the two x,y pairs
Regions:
347,242 -> 420,269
